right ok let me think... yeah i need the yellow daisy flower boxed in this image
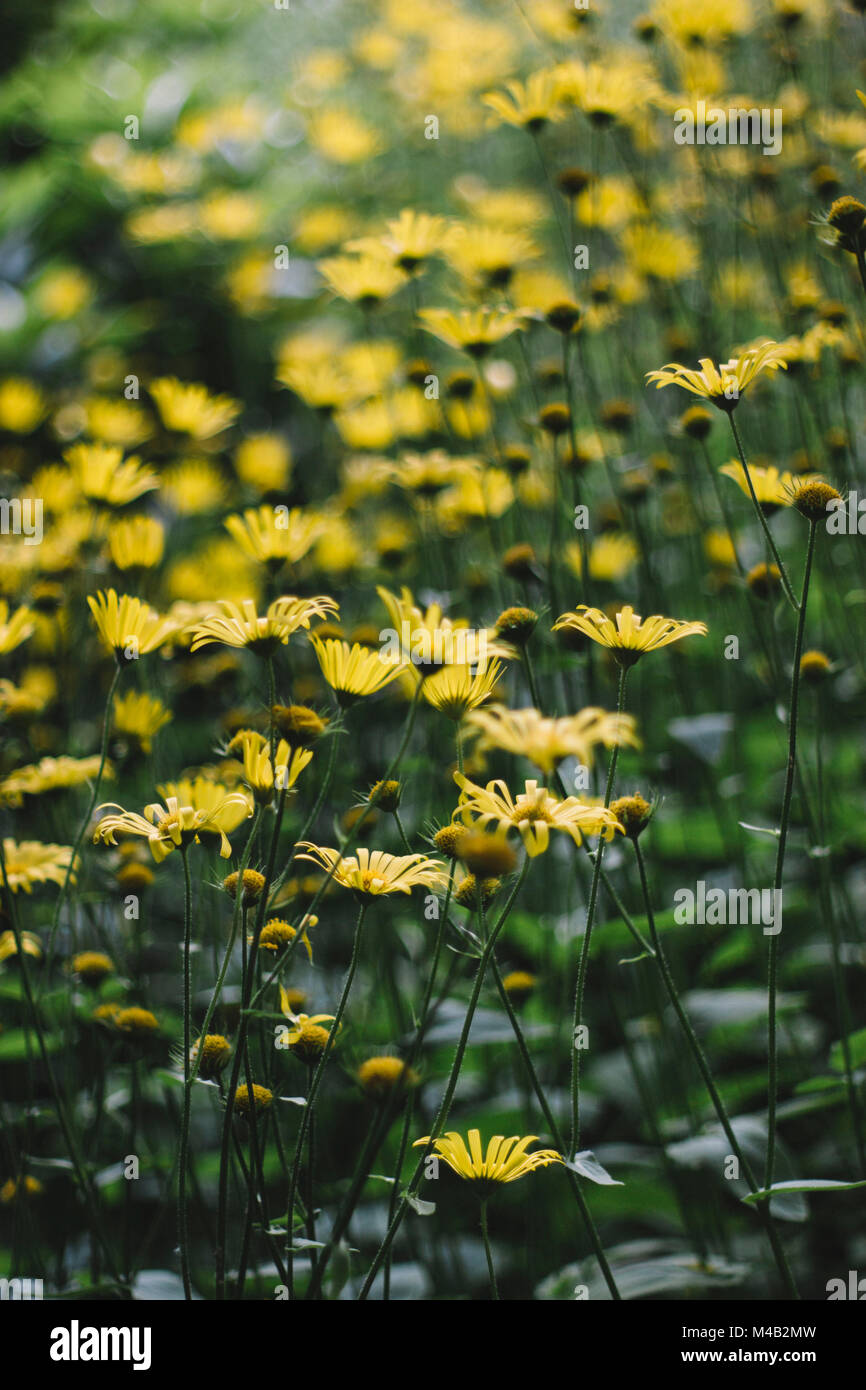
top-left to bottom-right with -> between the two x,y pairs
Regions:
465,705 -> 639,777
645,340 -> 788,412
93,792 -> 251,864
65,443 -> 159,507
0,600 -> 35,655
294,844 -> 447,895
552,605 -> 708,667
224,505 -> 324,570
149,377 -> 241,438
87,590 -> 177,660
309,634 -> 405,704
189,595 -> 338,655
420,660 -> 505,721
455,774 -> 623,857
113,691 -> 172,753
1,840 -> 76,894
482,70 -> 565,131
418,306 -> 529,357
412,1129 -> 564,1188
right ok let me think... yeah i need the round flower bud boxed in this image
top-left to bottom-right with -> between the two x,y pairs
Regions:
369,779 -> 402,813
286,1021 -> 332,1065
115,1007 -> 159,1036
502,542 -> 537,581
458,832 -> 517,878
271,704 -> 328,747
433,824 -> 468,860
747,562 -> 782,601
503,444 -> 531,476
455,874 -> 501,909
827,196 -> 866,251
502,970 -> 537,1001
600,399 -> 635,433
556,166 -> 592,198
610,793 -> 653,840
790,480 -> 842,522
116,861 -> 154,892
445,370 -> 475,400
495,605 -> 538,645
545,301 -> 582,335
539,403 -> 571,437
680,405 -> 713,440
191,1034 -> 231,1080
799,650 -> 832,684
233,1083 -> 273,1118
357,1056 -> 419,1100
71,951 -> 115,986
223,869 -> 266,906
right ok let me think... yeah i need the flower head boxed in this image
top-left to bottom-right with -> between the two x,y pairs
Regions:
189,595 -> 338,655
646,341 -> 788,412
418,306 -> 529,358
1,840 -> 75,894
412,1129 -> 564,1193
309,634 -> 405,704
552,605 -> 707,667
93,792 -> 251,863
224,506 -> 324,570
150,378 -> 241,438
294,843 -> 447,895
0,601 -> 35,655
453,774 -> 623,857
87,590 -> 177,660
465,704 -> 639,776
66,443 -> 159,507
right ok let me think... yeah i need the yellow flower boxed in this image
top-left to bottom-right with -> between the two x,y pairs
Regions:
0,378 -> 46,433
162,458 -> 228,515
258,915 -> 317,962
93,793 -> 251,863
307,107 -> 381,164
646,341 -> 788,412
482,70 -> 565,131
149,377 -> 241,438
113,691 -> 172,753
309,634 -> 405,703
0,755 -> 113,807
224,505 -> 324,570
555,57 -> 659,127
465,705 -> 639,777
0,928 -> 43,963
83,397 -> 152,447
70,951 -> 114,985
294,844 -> 447,895
445,225 -> 539,289
0,600 -> 35,655
318,254 -> 408,307
155,777 -> 253,833
360,209 -> 453,272
719,461 -> 818,512
553,604 -> 707,666
358,1056 -> 419,1098
418,306 -> 529,357
107,516 -> 165,570
421,661 -> 505,721
1,840 -> 76,894
412,1130 -> 564,1189
232,730 -> 314,804
377,585 -> 514,671
565,533 -> 639,583
65,443 -> 159,507
453,774 -> 623,857
87,590 -> 177,660
189,595 -> 338,655
234,434 -> 292,491
623,223 -> 699,282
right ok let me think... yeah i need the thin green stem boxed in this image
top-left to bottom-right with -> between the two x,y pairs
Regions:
479,1199 -> 499,1299
728,413 -> 798,611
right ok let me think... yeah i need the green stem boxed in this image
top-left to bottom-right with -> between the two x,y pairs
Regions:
728,413 -> 798,611
357,860 -> 530,1300
766,520 -> 816,1190
286,901 -> 369,1296
570,663 -> 627,1153
633,837 -> 799,1299
43,663 -> 121,983
178,846 -> 194,1300
480,1199 -> 499,1299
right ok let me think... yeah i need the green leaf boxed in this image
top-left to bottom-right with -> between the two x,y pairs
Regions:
743,1178 -> 866,1204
